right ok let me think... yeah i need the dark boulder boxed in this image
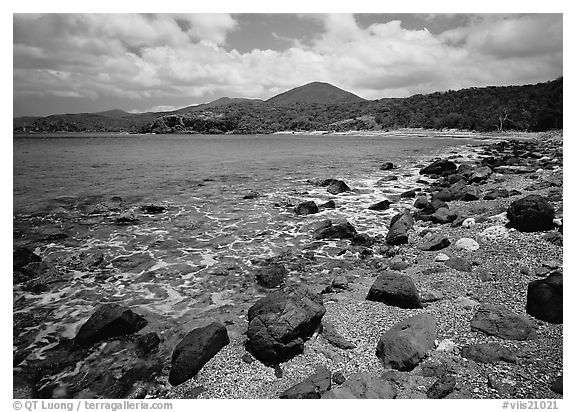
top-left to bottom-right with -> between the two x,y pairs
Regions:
461,343 -> 518,364
327,180 -> 351,195
13,247 -> 41,269
526,272 -> 563,324
471,304 -> 538,340
507,194 -> 555,232
376,313 -> 437,371
366,271 -> 422,309
368,199 -> 391,211
74,304 -> 148,347
459,186 -> 481,201
380,162 -> 395,170
313,220 -> 357,240
256,264 -> 288,288
279,367 -> 331,399
385,210 -> 413,245
294,201 -> 319,215
246,287 -> 326,365
419,159 -> 457,176
169,322 -> 230,386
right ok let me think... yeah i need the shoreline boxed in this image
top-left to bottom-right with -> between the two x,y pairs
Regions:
13,131 -> 563,399
165,130 -> 562,399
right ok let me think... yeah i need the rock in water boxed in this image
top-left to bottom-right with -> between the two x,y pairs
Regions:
169,322 -> 230,386
321,372 -> 397,399
255,264 -> 288,288
471,304 -> 538,340
327,180 -> 351,195
246,287 -> 325,365
419,159 -> 457,176
376,313 -> 437,371
313,220 -> 357,240
427,375 -> 456,399
368,199 -> 391,211
279,367 -> 331,398
13,247 -> 41,269
507,194 -> 555,232
526,272 -> 563,324
74,304 -> 148,347
461,343 -> 518,364
385,210 -> 414,245
366,271 -> 423,309
294,201 -> 319,215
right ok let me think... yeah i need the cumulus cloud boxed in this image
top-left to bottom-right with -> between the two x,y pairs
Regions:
13,13 -> 562,116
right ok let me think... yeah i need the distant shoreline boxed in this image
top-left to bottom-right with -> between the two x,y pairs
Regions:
13,128 -> 552,141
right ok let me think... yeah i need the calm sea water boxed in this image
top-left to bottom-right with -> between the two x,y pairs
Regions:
13,132 -> 484,374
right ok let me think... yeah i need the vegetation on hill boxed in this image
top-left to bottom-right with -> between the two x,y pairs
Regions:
14,78 -> 562,134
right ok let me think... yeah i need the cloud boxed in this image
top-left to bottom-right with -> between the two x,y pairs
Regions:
13,13 -> 562,116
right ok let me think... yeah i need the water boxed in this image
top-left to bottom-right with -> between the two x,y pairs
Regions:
13,132 -> 484,383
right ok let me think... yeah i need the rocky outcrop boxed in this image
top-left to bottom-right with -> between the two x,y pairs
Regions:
74,304 -> 148,347
366,271 -> 422,309
279,367 -> 331,398
246,287 -> 325,365
169,322 -> 230,386
471,304 -> 538,340
507,194 -> 555,232
376,313 -> 437,371
526,272 -> 563,324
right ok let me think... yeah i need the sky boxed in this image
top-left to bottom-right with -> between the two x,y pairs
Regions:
13,12 -> 563,117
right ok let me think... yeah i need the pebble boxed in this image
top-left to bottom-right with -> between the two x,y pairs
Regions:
435,253 -> 450,262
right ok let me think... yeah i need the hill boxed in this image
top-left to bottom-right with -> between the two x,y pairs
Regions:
266,81 -> 365,105
13,78 -> 562,134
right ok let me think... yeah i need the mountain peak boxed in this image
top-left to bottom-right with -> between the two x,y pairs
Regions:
266,82 -> 365,105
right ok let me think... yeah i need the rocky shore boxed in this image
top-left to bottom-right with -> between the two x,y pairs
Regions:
13,131 -> 563,399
